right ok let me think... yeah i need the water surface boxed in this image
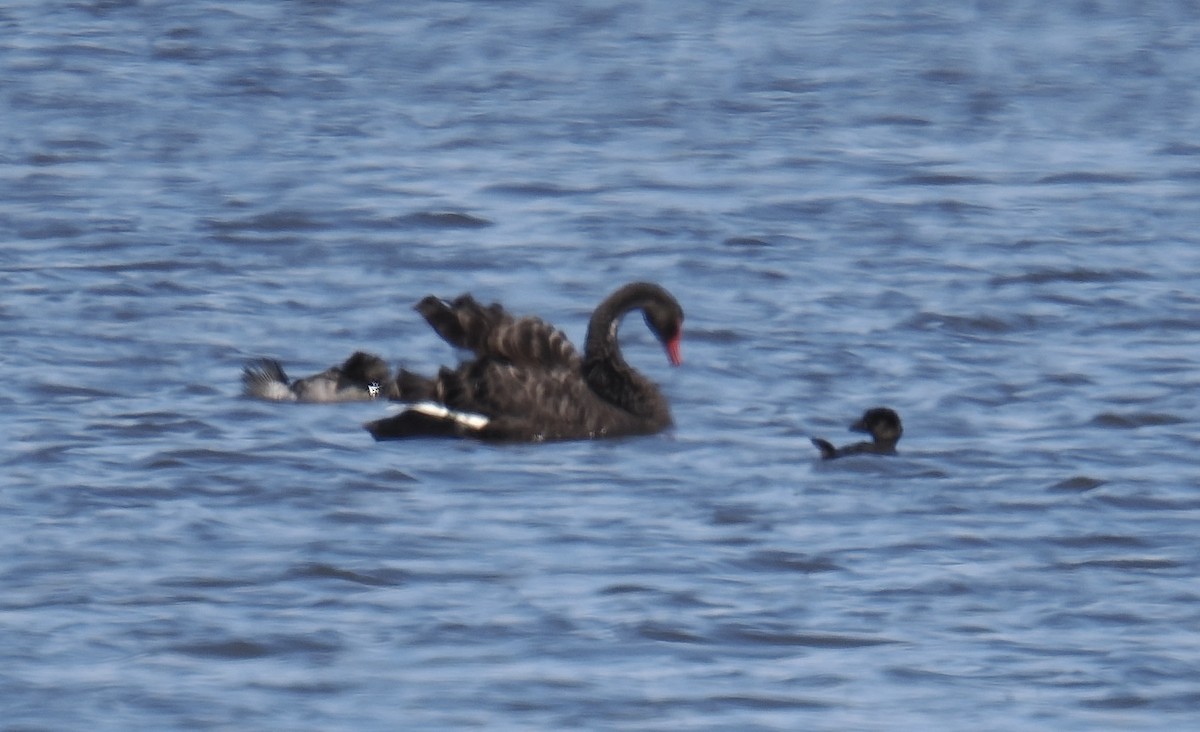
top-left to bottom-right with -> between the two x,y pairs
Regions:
3,2 -> 1200,730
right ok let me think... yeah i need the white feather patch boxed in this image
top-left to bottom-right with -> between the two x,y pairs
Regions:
408,401 -> 490,431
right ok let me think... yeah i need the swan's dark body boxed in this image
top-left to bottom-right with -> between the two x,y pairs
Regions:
242,351 -> 395,403
367,282 -> 683,442
811,407 -> 903,459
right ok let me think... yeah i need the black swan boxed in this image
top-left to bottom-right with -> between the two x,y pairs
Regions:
242,351 -> 396,402
366,281 -> 683,442
811,407 -> 903,459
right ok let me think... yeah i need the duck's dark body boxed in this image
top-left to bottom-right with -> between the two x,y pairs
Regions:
242,351 -> 394,403
367,282 -> 683,442
811,407 -> 903,459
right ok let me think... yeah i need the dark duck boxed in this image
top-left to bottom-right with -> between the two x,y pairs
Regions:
242,351 -> 396,403
366,281 -> 683,442
811,407 -> 902,459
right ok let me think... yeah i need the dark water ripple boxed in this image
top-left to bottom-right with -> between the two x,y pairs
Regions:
4,1 -> 1200,730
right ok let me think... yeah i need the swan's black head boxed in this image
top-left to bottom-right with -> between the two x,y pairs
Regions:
637,285 -> 684,366
850,407 -> 903,445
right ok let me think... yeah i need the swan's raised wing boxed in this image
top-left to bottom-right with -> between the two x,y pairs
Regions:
415,294 -> 581,370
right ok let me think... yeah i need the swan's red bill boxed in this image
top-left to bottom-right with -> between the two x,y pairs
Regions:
665,333 -> 683,366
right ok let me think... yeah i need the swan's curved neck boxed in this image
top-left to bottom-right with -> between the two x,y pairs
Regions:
583,282 -> 659,363
580,283 -> 677,424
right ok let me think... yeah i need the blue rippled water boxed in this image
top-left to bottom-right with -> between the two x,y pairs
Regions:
4,1 -> 1200,729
